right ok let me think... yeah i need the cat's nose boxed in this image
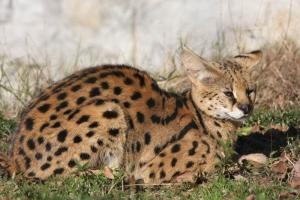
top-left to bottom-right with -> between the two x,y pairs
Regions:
238,104 -> 252,114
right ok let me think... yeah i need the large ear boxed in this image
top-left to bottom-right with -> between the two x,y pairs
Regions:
181,46 -> 221,85
233,50 -> 263,70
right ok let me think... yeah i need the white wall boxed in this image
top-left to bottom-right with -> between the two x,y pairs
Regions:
0,0 -> 299,74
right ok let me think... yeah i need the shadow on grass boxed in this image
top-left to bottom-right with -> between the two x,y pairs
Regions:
235,127 -> 300,157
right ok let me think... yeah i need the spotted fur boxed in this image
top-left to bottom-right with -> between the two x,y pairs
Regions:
0,47 -> 262,184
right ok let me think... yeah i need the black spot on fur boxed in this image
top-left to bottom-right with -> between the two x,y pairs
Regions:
53,168 -> 64,175
160,170 -> 166,178
80,153 -> 91,160
113,86 -> 122,95
97,139 -> 104,146
123,101 -> 131,108
57,129 -> 68,142
133,73 -> 145,87
209,134 -> 216,141
214,121 -> 221,127
146,98 -> 155,108
154,146 -> 161,155
128,115 -> 135,129
19,135 -> 25,143
162,111 -> 177,125
86,131 -> 95,137
188,149 -> 196,156
57,92 -> 67,100
156,98 -> 182,126
50,114 -> 57,120
144,132 -> 151,145
68,160 -> 76,168
171,158 -> 177,167
103,110 -> 118,119
40,122 -> 49,132
28,172 -> 36,177
162,97 -> 166,109
202,140 -> 211,154
71,84 -> 81,92
47,156 -> 52,162
18,148 -> 25,155
217,131 -> 222,138
192,141 -> 198,148
159,152 -> 166,157
45,142 -> 52,151
159,162 -> 164,167
25,118 -> 34,131
170,135 -> 177,144
139,162 -> 146,168
108,128 -> 119,137
136,141 -> 141,152
52,86 -> 62,93
52,82 -> 67,93
36,137 -> 43,145
149,172 -> 155,179
189,141 -> 198,156
136,112 -> 144,123
63,109 -> 72,115
89,122 -> 99,128
171,144 -> 180,153
90,146 -> 98,153
111,98 -> 119,103
76,115 -> 90,124
68,109 -> 80,120
89,87 -> 101,97
101,82 -> 109,89
76,96 -> 86,105
27,139 -> 35,150
41,163 -> 51,171
99,71 -> 125,78
124,77 -> 133,85
176,98 -> 184,108
85,77 -> 97,84
95,99 -> 105,105
186,161 -> 194,168
37,103 -> 51,113
131,91 -> 142,100
35,153 -> 42,160
151,115 -> 161,124
56,101 -> 68,112
175,121 -> 198,141
172,171 -> 181,178
52,121 -> 61,128
54,146 -> 68,156
151,82 -> 161,93
73,135 -> 82,143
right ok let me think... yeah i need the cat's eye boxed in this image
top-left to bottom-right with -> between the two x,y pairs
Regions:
246,89 -> 254,96
224,91 -> 234,98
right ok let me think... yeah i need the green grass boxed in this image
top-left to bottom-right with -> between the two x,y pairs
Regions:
0,113 -> 16,138
245,108 -> 300,128
0,174 -> 294,200
0,109 -> 299,200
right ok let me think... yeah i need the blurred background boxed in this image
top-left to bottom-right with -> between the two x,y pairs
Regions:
0,0 -> 299,116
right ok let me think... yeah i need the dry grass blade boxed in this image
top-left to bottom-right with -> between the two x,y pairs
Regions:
254,39 -> 300,109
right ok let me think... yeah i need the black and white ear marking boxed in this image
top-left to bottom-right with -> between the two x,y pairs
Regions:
181,46 -> 221,85
233,50 -> 263,70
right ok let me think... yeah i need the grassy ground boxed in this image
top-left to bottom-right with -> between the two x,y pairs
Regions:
0,109 -> 299,200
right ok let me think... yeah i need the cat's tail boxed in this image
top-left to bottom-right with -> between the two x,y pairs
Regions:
0,152 -> 16,177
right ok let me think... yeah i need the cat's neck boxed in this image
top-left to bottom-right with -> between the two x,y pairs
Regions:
183,90 -> 239,143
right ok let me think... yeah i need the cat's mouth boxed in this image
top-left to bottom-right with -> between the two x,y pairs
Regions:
224,113 -> 249,121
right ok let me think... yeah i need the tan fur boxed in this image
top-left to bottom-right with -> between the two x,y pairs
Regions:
0,48 -> 262,183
